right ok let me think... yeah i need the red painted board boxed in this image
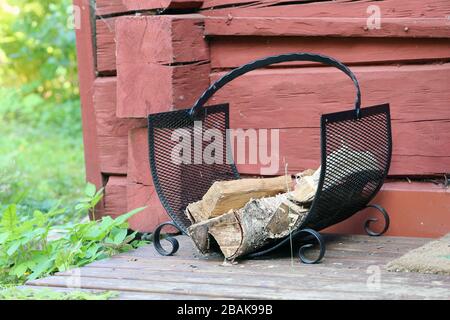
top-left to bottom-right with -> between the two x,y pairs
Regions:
94,77 -> 146,174
73,0 -> 103,190
326,181 -> 450,238
96,0 -> 203,16
210,37 -> 450,69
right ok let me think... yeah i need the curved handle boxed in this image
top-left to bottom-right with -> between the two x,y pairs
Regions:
190,52 -> 361,119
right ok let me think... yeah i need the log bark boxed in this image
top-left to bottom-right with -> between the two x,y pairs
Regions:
186,175 -> 292,223
187,193 -> 309,260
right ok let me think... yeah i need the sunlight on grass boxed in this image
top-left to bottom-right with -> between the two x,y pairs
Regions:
0,122 -> 85,205
0,287 -> 119,300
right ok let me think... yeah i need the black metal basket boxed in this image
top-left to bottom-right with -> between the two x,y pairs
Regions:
148,53 -> 392,264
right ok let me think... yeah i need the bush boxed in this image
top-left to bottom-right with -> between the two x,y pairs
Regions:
0,0 -> 79,132
0,0 -> 85,209
0,184 -> 146,287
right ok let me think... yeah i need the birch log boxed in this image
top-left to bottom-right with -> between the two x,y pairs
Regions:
186,175 -> 292,223
187,194 -> 309,260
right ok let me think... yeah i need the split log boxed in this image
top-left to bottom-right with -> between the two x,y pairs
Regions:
186,175 -> 292,223
290,167 -> 321,205
187,193 -> 309,260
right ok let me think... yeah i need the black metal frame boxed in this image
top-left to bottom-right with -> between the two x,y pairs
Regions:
148,52 -> 392,264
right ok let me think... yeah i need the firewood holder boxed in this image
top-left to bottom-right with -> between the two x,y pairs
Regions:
147,53 -> 392,264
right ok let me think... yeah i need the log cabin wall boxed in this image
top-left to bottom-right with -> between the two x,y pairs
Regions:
75,0 -> 450,236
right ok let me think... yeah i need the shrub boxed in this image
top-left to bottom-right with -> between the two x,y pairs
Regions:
0,183 -> 146,286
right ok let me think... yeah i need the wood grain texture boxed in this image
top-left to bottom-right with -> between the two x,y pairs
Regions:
103,176 -> 127,218
24,234 -> 450,299
96,17 -> 117,73
94,77 -> 146,174
128,129 -> 173,232
210,37 -> 450,69
126,183 -> 171,232
326,182 -> 450,238
73,0 -> 103,190
96,0 -> 203,16
98,14 -> 209,73
116,14 -> 211,117
128,128 -> 152,185
204,17 -> 450,38
117,62 -> 210,117
116,15 -> 209,65
206,63 -> 450,176
126,63 -> 450,179
202,0 -> 450,18
202,0 -> 450,37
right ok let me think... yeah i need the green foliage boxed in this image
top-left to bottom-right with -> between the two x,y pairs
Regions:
0,183 -> 146,286
0,0 -> 80,132
0,122 -> 85,210
0,0 -> 84,210
0,287 -> 118,300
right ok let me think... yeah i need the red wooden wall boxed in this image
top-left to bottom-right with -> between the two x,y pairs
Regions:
74,0 -> 450,236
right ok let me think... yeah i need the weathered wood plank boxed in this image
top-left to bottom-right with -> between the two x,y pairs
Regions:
202,0 -> 450,37
210,37 -> 450,69
202,0 -> 450,18
116,15 -> 209,65
206,64 -> 450,176
116,14 -> 211,117
127,128 -> 152,184
96,0 -> 203,16
94,78 -> 147,136
94,77 -> 146,174
117,62 -> 210,117
29,273 -> 440,299
205,17 -> 450,38
73,0 -> 103,191
19,285 -> 215,300
126,183 -> 171,232
103,176 -> 127,218
96,17 -> 117,73
125,124 -> 450,237
50,266 -> 450,300
127,64 -> 450,177
96,136 -> 129,175
24,235 -> 450,299
54,264 -> 450,294
98,14 -> 209,76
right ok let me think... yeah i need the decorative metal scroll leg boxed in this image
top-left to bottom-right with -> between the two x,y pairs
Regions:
246,228 -> 326,264
296,228 -> 326,264
362,204 -> 390,236
152,221 -> 183,256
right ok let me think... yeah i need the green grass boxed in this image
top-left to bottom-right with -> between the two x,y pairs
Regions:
0,0 -> 85,220
0,287 -> 119,300
0,119 -> 85,207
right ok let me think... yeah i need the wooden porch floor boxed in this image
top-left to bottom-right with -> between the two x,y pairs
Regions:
24,234 -> 450,300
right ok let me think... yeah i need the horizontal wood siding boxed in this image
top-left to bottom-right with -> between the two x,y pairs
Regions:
75,0 -> 449,231
93,77 -> 146,174
210,37 -> 450,69
96,0 -> 203,16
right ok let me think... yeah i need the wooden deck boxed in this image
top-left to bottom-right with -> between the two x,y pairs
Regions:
24,234 -> 450,300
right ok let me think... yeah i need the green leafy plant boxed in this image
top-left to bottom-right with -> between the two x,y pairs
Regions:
0,287 -> 118,300
0,183 -> 146,286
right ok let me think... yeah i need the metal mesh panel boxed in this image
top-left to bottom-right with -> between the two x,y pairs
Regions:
305,104 -> 392,230
148,104 -> 239,233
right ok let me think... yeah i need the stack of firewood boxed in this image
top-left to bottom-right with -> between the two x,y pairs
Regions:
185,168 -> 321,261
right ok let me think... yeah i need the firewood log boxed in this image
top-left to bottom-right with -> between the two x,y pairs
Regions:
187,193 -> 309,260
186,175 -> 292,223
